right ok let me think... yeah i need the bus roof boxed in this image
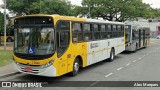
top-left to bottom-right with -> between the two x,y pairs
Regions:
14,14 -> 124,24
86,19 -> 124,25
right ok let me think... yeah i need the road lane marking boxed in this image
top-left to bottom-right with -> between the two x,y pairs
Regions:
138,58 -> 142,60
133,60 -> 137,62
149,51 -> 153,53
142,55 -> 146,58
89,80 -> 99,86
105,73 -> 113,78
126,63 -> 131,66
116,67 -> 123,71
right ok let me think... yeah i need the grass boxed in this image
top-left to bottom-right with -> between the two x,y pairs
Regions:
0,50 -> 13,67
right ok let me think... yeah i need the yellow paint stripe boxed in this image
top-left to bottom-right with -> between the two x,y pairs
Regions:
87,44 -> 125,54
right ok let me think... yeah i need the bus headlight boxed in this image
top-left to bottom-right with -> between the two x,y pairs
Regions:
41,60 -> 54,69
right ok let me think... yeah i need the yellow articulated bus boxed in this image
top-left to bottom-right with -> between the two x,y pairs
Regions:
13,14 -> 125,77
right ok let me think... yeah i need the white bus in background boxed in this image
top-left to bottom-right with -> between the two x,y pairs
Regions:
125,25 -> 150,52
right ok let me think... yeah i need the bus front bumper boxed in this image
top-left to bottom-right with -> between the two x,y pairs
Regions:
13,61 -> 57,77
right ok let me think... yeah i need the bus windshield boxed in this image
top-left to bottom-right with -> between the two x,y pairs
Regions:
14,26 -> 55,55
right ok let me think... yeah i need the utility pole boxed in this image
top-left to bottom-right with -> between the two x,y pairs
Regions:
40,0 -> 41,13
4,0 -> 6,51
89,5 -> 91,18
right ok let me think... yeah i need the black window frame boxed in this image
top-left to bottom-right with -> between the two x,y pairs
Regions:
56,20 -> 70,57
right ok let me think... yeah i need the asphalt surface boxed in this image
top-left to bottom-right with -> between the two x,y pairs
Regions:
1,39 -> 160,90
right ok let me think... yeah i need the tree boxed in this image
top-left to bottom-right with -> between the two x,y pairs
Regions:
76,0 -> 156,21
30,0 -> 73,15
0,12 -> 4,33
6,0 -> 73,16
0,12 -> 4,45
6,0 -> 38,15
72,6 -> 88,17
152,8 -> 160,18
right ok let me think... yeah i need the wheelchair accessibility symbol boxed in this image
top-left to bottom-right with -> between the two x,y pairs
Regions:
28,47 -> 35,54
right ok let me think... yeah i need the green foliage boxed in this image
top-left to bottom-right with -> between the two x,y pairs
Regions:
0,50 -> 13,67
4,0 -> 160,21
6,0 -> 38,15
6,0 -> 73,16
72,6 -> 88,17
30,0 -> 72,15
75,0 -> 159,21
0,12 -> 4,32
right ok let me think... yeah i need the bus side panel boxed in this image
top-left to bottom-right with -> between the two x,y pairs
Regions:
67,42 -> 88,73
108,38 -> 118,55
87,40 -> 109,66
118,37 -> 125,53
87,41 -> 100,65
99,40 -> 109,61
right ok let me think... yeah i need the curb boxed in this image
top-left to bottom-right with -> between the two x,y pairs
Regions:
0,72 -> 21,79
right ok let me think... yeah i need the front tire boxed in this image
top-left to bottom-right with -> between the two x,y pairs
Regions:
108,49 -> 115,62
70,58 -> 80,76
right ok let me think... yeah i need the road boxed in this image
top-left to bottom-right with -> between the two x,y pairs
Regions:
1,39 -> 160,90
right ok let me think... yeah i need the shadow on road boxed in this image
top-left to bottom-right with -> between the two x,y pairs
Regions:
14,56 -> 123,83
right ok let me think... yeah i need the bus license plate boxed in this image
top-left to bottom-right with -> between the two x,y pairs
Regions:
24,67 -> 33,72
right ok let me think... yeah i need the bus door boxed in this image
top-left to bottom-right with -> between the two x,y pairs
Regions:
139,29 -> 141,48
143,30 -> 146,46
56,21 -> 71,76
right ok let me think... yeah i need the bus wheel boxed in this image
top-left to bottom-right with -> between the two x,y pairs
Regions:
70,58 -> 80,76
108,48 -> 115,62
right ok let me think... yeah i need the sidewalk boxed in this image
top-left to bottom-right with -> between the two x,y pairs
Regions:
0,46 -> 13,51
0,62 -> 18,77
0,43 -> 17,77
0,42 -> 13,51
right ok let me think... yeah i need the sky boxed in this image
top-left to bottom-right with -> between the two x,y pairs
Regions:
0,0 -> 160,13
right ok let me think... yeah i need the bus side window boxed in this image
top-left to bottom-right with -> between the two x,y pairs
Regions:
72,22 -> 83,42
117,25 -> 120,37
121,25 -> 124,37
92,24 -> 100,40
107,25 -> 112,38
100,25 -> 107,39
112,25 -> 117,38
83,24 -> 91,41
56,21 -> 70,57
